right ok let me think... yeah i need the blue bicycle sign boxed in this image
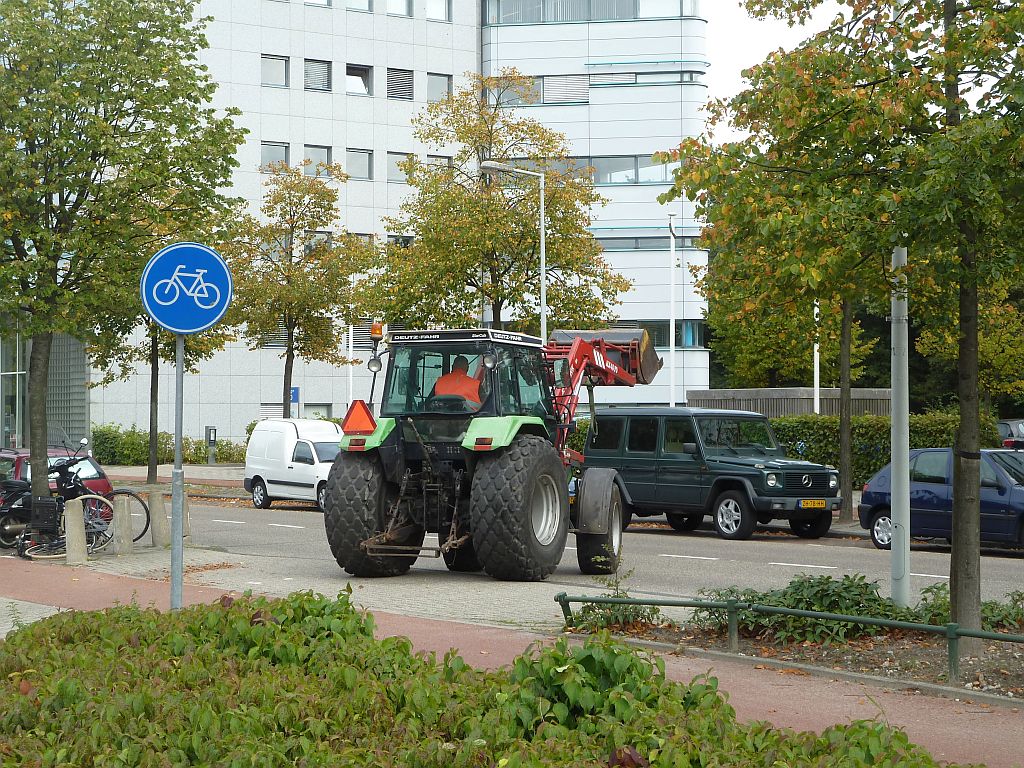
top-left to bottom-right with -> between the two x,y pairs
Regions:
141,242 -> 232,334
152,264 -> 222,310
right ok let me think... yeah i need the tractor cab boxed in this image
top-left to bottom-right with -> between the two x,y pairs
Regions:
378,329 -> 556,441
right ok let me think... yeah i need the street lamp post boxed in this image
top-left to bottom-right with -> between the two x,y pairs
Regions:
668,212 -> 678,407
479,160 -> 547,341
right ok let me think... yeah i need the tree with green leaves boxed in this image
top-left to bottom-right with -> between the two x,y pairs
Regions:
0,0 -> 244,496
224,161 -> 362,418
663,1 -> 1024,641
357,70 -> 629,333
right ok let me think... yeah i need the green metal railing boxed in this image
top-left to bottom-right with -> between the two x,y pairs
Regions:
554,593 -> 1024,685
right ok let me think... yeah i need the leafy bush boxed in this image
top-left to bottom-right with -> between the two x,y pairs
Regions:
91,424 -> 248,466
692,575 -> 1024,645
0,591 -> 953,766
770,412 -> 1001,487
915,583 -> 1024,633
692,574 -> 918,644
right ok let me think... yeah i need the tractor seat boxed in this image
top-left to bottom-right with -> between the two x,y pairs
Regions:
1,479 -> 30,493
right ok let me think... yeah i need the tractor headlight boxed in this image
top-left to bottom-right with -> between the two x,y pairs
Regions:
766,473 -> 779,488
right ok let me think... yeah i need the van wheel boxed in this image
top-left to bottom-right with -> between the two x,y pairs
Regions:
667,513 -> 703,532
712,491 -> 755,540
251,479 -> 272,509
870,509 -> 893,550
789,510 -> 832,539
316,482 -> 327,512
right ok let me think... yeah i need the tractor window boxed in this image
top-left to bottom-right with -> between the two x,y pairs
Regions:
381,345 -> 490,415
495,346 -> 551,418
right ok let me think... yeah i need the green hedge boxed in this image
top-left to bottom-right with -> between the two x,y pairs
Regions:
91,424 -> 248,466
570,413 -> 1000,487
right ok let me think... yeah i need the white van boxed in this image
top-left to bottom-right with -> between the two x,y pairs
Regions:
244,419 -> 343,510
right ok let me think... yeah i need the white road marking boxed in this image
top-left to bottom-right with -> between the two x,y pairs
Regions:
268,523 -> 305,529
659,554 -> 719,561
246,581 -> 263,585
769,562 -> 837,570
212,519 -> 246,525
911,572 -> 949,579
564,546 -> 576,551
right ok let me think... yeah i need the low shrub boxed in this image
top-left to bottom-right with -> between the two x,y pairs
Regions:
90,424 -> 247,466
692,575 -> 1024,645
574,561 -> 671,633
691,574 -> 918,644
0,591 -> 953,766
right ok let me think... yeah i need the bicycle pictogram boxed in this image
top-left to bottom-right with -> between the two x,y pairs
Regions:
152,264 -> 222,310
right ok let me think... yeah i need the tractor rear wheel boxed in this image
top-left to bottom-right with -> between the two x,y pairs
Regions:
323,452 -> 423,577
470,435 -> 569,581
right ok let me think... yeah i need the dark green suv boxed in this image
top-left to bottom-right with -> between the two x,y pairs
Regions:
582,407 -> 840,540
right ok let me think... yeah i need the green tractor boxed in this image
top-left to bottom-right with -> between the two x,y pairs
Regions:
323,327 -> 660,581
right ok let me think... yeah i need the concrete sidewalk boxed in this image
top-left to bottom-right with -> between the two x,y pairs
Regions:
105,463 -> 245,489
1,554 -> 1021,767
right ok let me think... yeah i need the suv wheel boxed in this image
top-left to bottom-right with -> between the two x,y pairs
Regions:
712,491 -> 755,540
666,513 -> 703,532
789,510 -> 832,539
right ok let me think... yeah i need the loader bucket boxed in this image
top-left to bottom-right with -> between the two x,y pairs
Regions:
547,329 -> 663,385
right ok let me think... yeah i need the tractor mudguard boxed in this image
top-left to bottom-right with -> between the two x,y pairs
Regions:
340,418 -> 396,452
461,416 -> 549,452
574,467 -> 619,535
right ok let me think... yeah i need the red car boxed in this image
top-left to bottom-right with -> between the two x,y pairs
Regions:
0,448 -> 114,497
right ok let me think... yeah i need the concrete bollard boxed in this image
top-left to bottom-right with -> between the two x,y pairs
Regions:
64,499 -> 87,565
113,494 -> 133,555
149,491 -> 170,548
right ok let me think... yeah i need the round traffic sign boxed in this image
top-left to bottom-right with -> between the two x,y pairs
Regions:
140,242 -> 233,334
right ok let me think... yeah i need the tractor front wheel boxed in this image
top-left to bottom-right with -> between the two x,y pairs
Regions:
323,452 -> 423,577
470,435 -> 569,581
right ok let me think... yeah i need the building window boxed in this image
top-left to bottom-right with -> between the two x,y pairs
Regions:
304,145 -> 332,175
590,72 -> 636,86
261,55 -> 289,87
387,0 -> 411,14
347,64 -> 372,95
426,154 -> 452,167
637,0 -> 679,16
304,59 -> 332,91
591,156 -> 636,185
346,149 -> 373,179
426,73 -> 452,102
387,152 -> 410,182
426,0 -> 450,19
637,71 -> 682,84
485,0 -> 694,24
387,68 -> 414,100
541,74 -> 588,103
260,142 -> 289,168
306,0 -> 332,5
304,230 -> 333,255
348,0 -> 371,9
387,234 -> 414,247
681,320 -> 705,348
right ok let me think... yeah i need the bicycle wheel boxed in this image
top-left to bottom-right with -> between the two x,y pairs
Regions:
74,494 -> 116,553
107,489 -> 151,542
24,539 -> 68,560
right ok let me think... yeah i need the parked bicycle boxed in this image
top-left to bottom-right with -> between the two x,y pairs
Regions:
10,444 -> 151,559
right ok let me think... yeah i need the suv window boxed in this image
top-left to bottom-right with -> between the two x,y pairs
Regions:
662,417 -> 696,454
695,416 -> 778,455
292,442 -> 315,464
911,451 -> 948,483
588,417 -> 625,451
626,417 -> 658,453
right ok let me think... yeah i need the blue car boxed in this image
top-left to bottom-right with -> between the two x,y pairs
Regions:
859,448 -> 1024,549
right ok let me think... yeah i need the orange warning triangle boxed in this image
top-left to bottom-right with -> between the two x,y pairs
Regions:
342,400 -> 377,436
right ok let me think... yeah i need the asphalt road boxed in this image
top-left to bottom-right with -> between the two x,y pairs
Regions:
183,501 -> 1023,625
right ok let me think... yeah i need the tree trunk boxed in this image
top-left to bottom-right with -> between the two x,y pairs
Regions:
838,297 -> 853,524
944,0 -> 981,653
27,332 -> 53,498
147,325 -> 159,484
492,301 -> 503,330
283,325 -> 295,418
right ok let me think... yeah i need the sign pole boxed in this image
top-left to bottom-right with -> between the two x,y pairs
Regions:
171,333 -> 185,609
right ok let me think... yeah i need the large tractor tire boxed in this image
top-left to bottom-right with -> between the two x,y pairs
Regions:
470,435 -> 569,581
323,451 -> 424,577
575,468 -> 624,575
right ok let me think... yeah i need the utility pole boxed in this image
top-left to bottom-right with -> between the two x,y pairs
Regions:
891,245 -> 911,606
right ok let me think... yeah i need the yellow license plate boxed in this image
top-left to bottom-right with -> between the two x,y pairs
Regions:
800,499 -> 827,509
